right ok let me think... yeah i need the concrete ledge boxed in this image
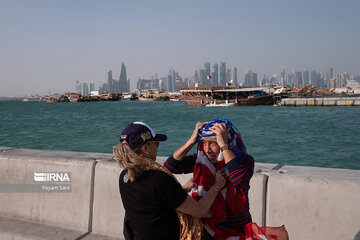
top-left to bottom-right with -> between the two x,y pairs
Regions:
0,216 -> 86,240
0,148 -> 111,232
267,165 -> 360,240
91,160 -> 124,237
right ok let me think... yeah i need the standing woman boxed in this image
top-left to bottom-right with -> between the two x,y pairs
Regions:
113,121 -> 226,240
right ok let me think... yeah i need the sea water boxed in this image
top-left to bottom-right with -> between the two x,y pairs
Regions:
1,100 -> 359,170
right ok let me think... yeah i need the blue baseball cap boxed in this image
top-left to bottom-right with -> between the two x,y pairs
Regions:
120,122 -> 167,149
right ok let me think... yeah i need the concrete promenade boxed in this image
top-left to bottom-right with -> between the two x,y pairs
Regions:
1,147 -> 360,240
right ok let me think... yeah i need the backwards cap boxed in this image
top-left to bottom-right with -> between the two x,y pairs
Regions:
120,122 -> 167,149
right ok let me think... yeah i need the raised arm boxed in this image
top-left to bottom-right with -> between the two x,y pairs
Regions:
177,170 -> 226,217
172,122 -> 206,161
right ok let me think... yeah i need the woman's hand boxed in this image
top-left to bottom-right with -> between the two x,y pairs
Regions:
213,169 -> 226,191
188,122 -> 207,145
209,123 -> 229,148
182,177 -> 197,192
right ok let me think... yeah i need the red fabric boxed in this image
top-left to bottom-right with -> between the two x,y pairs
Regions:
191,140 -> 247,239
244,223 -> 289,240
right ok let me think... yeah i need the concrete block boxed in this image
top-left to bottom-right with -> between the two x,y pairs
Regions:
306,99 -> 315,106
282,99 -> 295,106
295,100 -> 307,106
91,160 -> 124,238
336,100 -> 346,106
266,165 -> 360,240
323,99 -> 336,106
354,99 -> 360,106
345,99 -> 354,106
0,216 -> 86,240
314,99 -> 323,106
0,148 -> 103,232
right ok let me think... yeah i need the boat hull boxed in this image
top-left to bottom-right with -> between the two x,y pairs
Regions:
235,94 -> 274,106
183,95 -> 273,107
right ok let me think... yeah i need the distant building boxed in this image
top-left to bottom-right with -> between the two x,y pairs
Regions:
167,69 -> 175,92
76,81 -> 82,93
119,62 -> 129,92
137,78 -> 159,90
99,62 -> 130,94
302,69 -> 309,86
310,71 -> 318,87
212,63 -> 218,86
81,82 -> 89,95
232,67 -> 238,86
199,69 -> 207,86
204,62 -> 211,80
244,69 -> 258,87
193,70 -> 199,85
219,62 -> 226,86
76,81 -> 94,95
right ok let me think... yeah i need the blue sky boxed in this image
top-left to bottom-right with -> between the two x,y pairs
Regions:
1,0 -> 359,96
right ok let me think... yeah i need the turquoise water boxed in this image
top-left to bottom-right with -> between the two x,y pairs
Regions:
1,100 -> 360,170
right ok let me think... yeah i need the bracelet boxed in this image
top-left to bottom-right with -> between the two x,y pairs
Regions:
220,144 -> 230,152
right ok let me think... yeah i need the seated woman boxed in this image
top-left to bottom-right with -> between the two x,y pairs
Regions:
113,121 -> 226,240
164,117 -> 254,240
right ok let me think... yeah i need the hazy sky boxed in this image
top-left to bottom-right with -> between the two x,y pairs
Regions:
1,0 -> 359,97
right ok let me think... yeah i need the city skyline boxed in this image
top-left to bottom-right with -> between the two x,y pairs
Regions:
1,0 -> 360,97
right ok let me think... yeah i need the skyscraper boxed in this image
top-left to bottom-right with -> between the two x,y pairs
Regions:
244,69 -> 258,87
219,62 -> 226,86
231,67 -> 238,86
167,69 -> 176,92
302,69 -> 309,86
76,81 -> 81,94
212,63 -> 218,86
204,62 -> 211,78
226,69 -> 231,83
119,62 -> 128,93
329,67 -> 334,79
108,70 -> 113,90
199,69 -> 206,86
310,71 -> 317,87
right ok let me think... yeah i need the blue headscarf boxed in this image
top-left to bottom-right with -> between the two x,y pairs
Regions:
198,117 -> 247,158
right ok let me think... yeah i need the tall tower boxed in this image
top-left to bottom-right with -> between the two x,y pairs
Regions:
212,63 -> 218,86
329,67 -> 334,79
119,62 -> 128,92
219,62 -> 226,86
108,71 -> 113,87
232,67 -> 238,86
302,69 -> 309,86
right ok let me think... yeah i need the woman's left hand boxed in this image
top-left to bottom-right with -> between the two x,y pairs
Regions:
209,123 -> 229,148
182,177 -> 197,192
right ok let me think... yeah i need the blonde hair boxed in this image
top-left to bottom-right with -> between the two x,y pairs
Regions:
113,142 -> 148,182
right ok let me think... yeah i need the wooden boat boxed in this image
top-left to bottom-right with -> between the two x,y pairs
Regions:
138,89 -> 169,101
100,93 -> 120,101
42,96 -> 62,103
180,86 -> 274,107
138,96 -> 169,101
